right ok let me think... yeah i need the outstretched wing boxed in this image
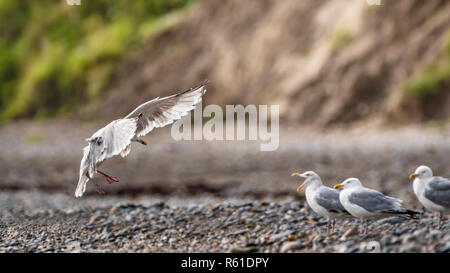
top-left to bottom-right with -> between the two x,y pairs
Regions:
425,177 -> 450,208
348,189 -> 403,213
124,83 -> 206,137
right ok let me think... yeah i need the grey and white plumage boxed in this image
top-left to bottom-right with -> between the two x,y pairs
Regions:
410,165 -> 450,227
334,178 -> 418,234
292,171 -> 351,234
75,83 -> 207,198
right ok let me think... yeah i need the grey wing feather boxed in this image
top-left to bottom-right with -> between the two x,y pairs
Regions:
349,189 -> 403,213
315,188 -> 349,214
124,84 -> 206,137
424,177 -> 450,208
428,176 -> 450,191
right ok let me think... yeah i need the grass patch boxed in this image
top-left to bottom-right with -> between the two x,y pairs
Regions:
0,0 -> 197,123
404,35 -> 450,97
25,131 -> 44,145
331,29 -> 354,52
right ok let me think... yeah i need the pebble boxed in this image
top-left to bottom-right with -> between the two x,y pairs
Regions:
428,230 -> 442,240
269,230 -> 294,241
0,201 -> 447,253
376,216 -> 407,225
340,227 -> 358,240
280,240 -> 303,252
228,246 -> 259,253
436,241 -> 450,252
88,215 -> 101,225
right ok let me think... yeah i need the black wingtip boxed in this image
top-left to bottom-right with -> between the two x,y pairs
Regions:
406,209 -> 422,219
402,209 -> 422,219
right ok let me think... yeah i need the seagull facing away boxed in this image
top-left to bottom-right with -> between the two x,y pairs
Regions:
410,165 -> 450,228
292,171 -> 351,235
75,83 -> 207,198
334,178 -> 418,234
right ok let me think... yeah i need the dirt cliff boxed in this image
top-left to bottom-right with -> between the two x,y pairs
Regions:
100,0 -> 450,127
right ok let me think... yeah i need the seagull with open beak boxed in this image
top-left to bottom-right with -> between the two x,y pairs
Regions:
410,165 -> 450,228
292,171 -> 351,235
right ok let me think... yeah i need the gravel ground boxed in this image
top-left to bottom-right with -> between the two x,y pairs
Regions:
1,121 -> 450,252
0,192 -> 449,253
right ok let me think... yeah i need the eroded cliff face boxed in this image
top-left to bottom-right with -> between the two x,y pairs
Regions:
100,0 -> 450,127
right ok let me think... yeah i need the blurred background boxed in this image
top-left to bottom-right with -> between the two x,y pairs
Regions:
1,0 -> 450,209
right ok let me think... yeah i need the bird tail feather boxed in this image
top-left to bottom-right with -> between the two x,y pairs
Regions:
386,209 -> 421,219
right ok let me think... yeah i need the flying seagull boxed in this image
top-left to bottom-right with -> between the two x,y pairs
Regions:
334,178 -> 418,234
410,165 -> 450,228
75,83 -> 207,198
292,171 -> 351,235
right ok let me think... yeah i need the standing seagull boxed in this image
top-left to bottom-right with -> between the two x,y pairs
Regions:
75,83 -> 207,198
292,171 -> 351,235
334,178 -> 418,234
410,165 -> 450,228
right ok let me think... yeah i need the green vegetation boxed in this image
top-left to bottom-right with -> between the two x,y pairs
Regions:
425,119 -> 450,131
25,131 -> 44,145
404,36 -> 450,97
331,28 -> 354,52
0,0 -> 196,122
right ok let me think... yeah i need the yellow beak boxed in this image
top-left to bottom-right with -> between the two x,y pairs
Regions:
409,173 -> 418,180
292,172 -> 304,191
334,184 -> 343,189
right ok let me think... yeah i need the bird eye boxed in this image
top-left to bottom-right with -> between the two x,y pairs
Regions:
96,137 -> 103,146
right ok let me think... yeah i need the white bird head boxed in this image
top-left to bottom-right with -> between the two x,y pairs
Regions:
409,165 -> 433,180
291,171 -> 322,191
83,135 -> 105,175
333,177 -> 362,190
